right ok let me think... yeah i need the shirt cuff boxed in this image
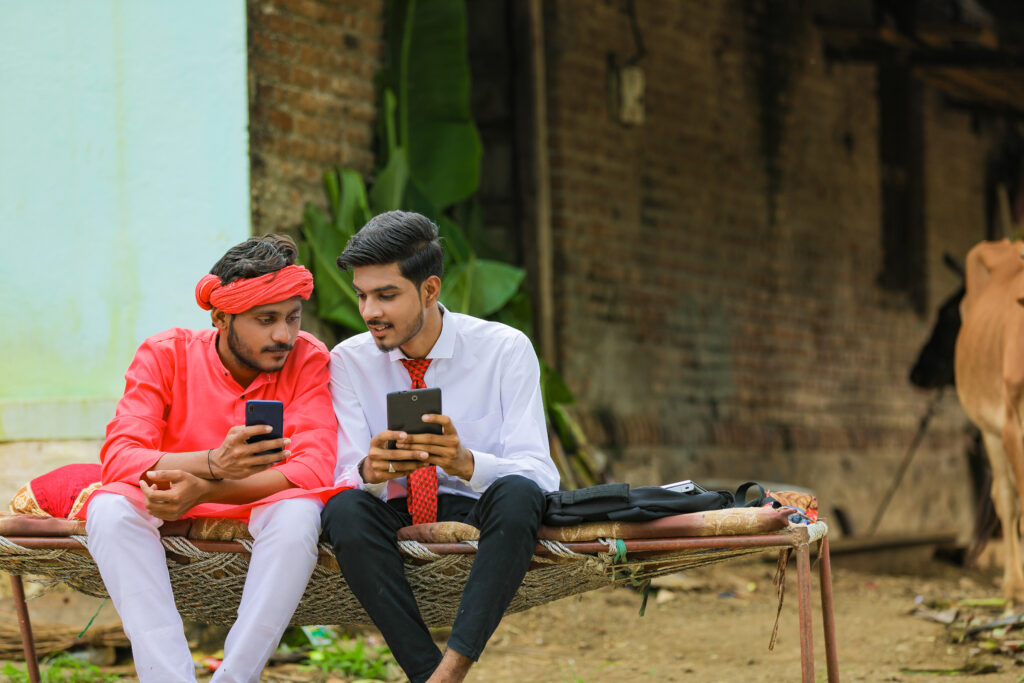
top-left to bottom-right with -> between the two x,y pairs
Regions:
339,459 -> 388,498
362,480 -> 387,498
467,450 -> 498,491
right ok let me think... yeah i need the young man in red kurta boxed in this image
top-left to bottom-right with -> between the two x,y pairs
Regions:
82,235 -> 341,682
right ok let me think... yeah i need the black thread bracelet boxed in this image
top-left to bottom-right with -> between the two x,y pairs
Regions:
207,448 -> 223,481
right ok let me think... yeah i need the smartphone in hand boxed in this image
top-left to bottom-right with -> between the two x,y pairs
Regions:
246,400 -> 284,459
386,388 -> 442,449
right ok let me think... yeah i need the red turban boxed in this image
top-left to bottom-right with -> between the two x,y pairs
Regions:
195,265 -> 314,314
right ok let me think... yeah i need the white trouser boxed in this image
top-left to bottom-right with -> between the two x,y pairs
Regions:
86,493 -> 323,683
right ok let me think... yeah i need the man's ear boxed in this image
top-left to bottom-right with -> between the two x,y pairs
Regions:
421,275 -> 442,306
211,308 -> 229,331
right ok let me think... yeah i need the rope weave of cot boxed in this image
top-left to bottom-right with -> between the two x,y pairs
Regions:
0,524 -> 824,627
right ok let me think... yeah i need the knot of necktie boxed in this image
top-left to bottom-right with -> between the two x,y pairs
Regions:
400,358 -> 432,389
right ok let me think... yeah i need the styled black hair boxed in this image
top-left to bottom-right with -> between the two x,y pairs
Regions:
336,210 -> 443,287
210,234 -> 298,285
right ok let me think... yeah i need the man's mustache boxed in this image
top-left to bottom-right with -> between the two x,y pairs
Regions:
262,344 -> 293,353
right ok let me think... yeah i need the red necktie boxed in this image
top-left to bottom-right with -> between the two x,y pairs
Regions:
400,358 -> 437,524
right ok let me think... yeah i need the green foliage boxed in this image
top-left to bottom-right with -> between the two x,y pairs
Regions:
300,0 -> 520,334
441,258 -> 525,319
2,652 -> 123,682
380,0 -> 481,207
303,637 -> 398,680
301,168 -> 368,332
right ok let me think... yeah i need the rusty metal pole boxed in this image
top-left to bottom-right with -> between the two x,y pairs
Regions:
796,542 -> 815,683
818,535 -> 840,682
10,574 -> 40,683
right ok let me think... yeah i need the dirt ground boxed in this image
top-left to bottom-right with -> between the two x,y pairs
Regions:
467,557 -> 1014,683
2,552 -> 1023,682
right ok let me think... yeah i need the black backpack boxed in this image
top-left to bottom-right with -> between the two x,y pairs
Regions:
543,482 -> 766,526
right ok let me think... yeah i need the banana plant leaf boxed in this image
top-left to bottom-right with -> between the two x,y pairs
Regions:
440,258 -> 524,318
541,360 -> 575,407
299,167 -> 374,333
493,289 -> 533,339
301,204 -> 364,331
383,0 -> 481,209
332,167 -> 373,232
368,89 -> 409,211
437,215 -> 472,266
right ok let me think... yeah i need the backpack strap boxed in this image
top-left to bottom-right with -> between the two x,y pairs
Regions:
553,483 -> 629,506
735,481 -> 768,507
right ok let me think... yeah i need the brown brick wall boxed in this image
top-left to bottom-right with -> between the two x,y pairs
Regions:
543,0 -> 994,537
248,0 -> 385,235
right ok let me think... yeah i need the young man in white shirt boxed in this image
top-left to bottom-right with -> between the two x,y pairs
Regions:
322,210 -> 560,683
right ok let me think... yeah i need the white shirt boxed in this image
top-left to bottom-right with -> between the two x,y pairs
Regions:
330,305 -> 559,499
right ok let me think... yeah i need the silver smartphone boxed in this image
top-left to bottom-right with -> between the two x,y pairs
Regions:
660,479 -> 707,495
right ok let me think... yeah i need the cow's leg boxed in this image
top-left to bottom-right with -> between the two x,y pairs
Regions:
992,421 -> 1024,610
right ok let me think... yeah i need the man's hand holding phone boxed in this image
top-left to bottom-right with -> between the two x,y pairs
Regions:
397,414 -> 475,480
360,387 -> 474,484
361,430 -> 432,484
207,424 -> 291,480
361,421 -> 474,484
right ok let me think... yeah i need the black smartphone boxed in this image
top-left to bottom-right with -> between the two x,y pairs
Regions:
245,399 -> 284,458
386,388 -> 442,449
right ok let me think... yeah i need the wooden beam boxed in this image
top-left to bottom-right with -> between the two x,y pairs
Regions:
513,0 -> 555,366
917,67 -> 1024,112
915,23 -> 1000,50
824,42 -> 1024,69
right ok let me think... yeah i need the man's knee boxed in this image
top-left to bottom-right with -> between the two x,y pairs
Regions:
490,475 -> 544,505
482,475 -> 545,526
252,497 -> 323,548
321,488 -> 382,547
85,493 -> 150,535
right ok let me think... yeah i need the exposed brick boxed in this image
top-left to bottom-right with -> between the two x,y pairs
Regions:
248,0 -> 383,234
538,0 -> 987,538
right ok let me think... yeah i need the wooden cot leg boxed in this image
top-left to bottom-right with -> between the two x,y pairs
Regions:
10,573 -> 40,683
796,542 -> 815,683
818,535 -> 840,682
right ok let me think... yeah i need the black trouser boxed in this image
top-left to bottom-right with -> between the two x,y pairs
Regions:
321,475 -> 545,683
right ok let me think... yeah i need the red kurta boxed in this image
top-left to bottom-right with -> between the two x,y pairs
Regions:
77,328 -> 345,520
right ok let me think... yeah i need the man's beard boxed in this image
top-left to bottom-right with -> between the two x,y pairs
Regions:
227,317 -> 292,373
371,307 -> 425,353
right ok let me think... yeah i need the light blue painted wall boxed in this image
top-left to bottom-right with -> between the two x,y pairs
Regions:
0,1 -> 250,439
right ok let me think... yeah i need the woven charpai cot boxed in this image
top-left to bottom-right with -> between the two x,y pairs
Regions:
0,507 -> 825,628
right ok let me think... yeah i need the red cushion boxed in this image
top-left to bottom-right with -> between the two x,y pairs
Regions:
29,464 -> 102,517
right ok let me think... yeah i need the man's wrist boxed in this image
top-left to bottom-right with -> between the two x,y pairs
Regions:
206,448 -> 223,481
197,476 -> 218,504
460,450 -> 475,482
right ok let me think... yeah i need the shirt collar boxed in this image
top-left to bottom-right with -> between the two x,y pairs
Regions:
388,303 -> 455,363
